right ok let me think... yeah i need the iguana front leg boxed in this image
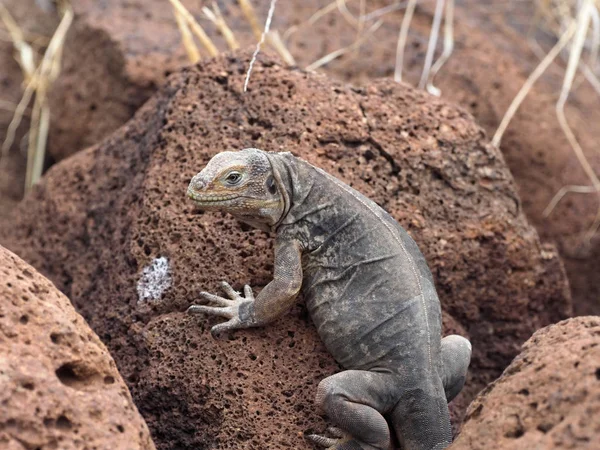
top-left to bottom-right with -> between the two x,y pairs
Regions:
187,238 -> 303,336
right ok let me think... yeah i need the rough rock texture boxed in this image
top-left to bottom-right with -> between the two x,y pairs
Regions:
46,0 -> 262,161
452,316 -> 600,450
288,0 -> 600,316
2,0 -> 598,314
0,245 -> 155,450
30,0 -> 599,316
417,2 -> 600,317
0,52 -> 572,449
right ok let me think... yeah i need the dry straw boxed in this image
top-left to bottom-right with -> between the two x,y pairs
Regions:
301,1 -> 410,72
168,0 -> 218,58
394,0 -> 417,83
306,19 -> 383,71
426,0 -> 454,96
418,0 -> 445,89
26,3 -> 73,190
283,0 -> 351,41
549,0 -> 600,244
1,1 -> 73,191
238,0 -> 295,66
169,0 -> 295,81
492,0 -> 600,244
0,5 -> 36,81
283,0 -> 406,42
203,2 -> 239,51
174,6 -> 201,63
244,0 -> 278,92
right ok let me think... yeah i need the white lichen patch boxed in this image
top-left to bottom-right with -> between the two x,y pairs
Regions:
137,257 -> 172,303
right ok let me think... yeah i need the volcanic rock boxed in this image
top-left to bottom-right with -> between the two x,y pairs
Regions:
0,51 -> 571,449
0,245 -> 155,450
45,0 -> 262,161
452,316 -> 600,450
31,0 -> 599,316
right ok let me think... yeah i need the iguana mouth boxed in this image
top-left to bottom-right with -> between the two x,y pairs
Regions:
187,189 -> 239,203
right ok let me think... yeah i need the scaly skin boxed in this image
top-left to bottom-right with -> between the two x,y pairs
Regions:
187,149 -> 471,450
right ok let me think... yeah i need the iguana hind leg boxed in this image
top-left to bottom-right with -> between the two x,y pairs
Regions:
440,335 -> 471,402
390,373 -> 452,450
310,370 -> 399,450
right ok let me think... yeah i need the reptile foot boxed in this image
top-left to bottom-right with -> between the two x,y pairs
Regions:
306,427 -> 359,450
187,281 -> 254,336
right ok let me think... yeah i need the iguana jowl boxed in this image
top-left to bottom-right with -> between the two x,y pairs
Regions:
187,148 -> 471,450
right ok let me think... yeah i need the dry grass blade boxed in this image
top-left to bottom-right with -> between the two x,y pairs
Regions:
419,0 -> 445,89
581,62 -> 600,94
0,4 -> 40,160
244,0 -> 278,92
266,30 -> 295,65
543,185 -> 596,217
304,0 -> 341,27
239,0 -> 295,65
394,0 -> 417,83
26,94 -> 48,188
355,0 -> 366,43
283,0 -> 361,42
174,8 -> 201,63
24,4 -> 73,191
284,0 -> 405,42
362,1 -> 408,22
590,5 -> 599,69
336,0 -> 359,27
203,2 -> 239,51
238,0 -> 262,41
426,0 -> 454,96
1,82 -> 35,158
544,0 -> 600,245
492,21 -> 577,147
0,4 -> 36,80
556,0 -> 598,190
306,19 -> 383,71
168,0 -> 218,57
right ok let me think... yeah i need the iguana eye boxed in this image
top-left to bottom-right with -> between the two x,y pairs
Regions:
224,171 -> 242,185
266,175 -> 277,194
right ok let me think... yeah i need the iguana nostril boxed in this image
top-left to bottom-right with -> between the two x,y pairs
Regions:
189,175 -> 206,191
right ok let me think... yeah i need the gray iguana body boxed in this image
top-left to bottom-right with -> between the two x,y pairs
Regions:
187,149 -> 471,450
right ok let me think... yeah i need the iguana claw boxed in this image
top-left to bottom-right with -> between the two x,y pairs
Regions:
306,427 -> 352,449
187,281 -> 254,337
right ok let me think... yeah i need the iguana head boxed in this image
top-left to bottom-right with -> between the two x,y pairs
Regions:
187,148 -> 286,231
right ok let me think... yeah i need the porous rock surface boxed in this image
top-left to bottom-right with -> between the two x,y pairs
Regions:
34,0 -> 600,315
0,245 -> 155,450
46,0 -> 261,161
0,51 -> 571,449
452,316 -> 600,450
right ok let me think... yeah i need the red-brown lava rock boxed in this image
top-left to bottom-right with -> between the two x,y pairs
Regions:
0,245 -> 155,450
452,316 -> 600,450
0,52 -> 571,449
26,0 -> 598,316
45,0 -> 263,162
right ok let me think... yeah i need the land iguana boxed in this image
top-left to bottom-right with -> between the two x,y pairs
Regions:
186,148 -> 471,450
